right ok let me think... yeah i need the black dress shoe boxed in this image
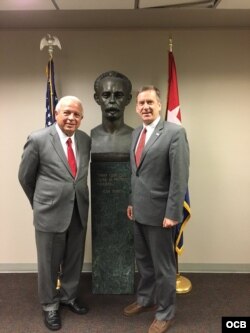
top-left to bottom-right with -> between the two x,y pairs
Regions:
61,300 -> 89,315
43,310 -> 61,331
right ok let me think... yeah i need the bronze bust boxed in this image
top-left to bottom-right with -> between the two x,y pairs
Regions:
91,70 -> 133,161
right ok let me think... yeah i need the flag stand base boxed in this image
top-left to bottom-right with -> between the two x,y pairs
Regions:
176,273 -> 192,294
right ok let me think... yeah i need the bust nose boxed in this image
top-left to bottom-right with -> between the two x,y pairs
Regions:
109,93 -> 116,103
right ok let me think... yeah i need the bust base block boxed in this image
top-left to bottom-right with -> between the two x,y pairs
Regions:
91,161 -> 135,294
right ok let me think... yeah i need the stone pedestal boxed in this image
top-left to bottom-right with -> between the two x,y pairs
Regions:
91,161 -> 134,294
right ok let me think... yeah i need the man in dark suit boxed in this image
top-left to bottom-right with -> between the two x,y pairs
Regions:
18,96 -> 91,331
124,86 -> 189,333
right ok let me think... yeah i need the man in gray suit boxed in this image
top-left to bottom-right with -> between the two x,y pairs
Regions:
18,96 -> 91,331
124,86 -> 189,333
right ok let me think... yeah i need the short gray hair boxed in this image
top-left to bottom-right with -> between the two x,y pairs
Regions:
55,96 -> 83,113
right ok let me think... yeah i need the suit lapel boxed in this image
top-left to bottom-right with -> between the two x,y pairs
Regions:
132,126 -> 143,169
49,125 -> 73,177
75,131 -> 82,179
138,120 -> 164,167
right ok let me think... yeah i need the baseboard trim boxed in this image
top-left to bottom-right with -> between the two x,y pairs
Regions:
0,263 -> 249,273
178,263 -> 250,273
0,263 -> 92,273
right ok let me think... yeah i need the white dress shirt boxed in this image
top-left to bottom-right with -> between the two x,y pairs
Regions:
136,116 -> 161,151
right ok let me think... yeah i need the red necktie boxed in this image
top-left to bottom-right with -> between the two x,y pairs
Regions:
135,128 -> 147,167
66,138 -> 77,177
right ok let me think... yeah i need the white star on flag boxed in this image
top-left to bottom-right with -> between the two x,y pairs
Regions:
167,105 -> 182,126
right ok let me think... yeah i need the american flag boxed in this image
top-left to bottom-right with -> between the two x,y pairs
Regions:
166,49 -> 191,255
45,59 -> 58,127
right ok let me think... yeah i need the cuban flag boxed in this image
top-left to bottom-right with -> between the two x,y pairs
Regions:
166,50 -> 191,255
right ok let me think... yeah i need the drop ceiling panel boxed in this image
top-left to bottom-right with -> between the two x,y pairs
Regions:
0,0 -> 55,10
138,0 -> 215,8
217,0 -> 250,9
55,0 -> 135,10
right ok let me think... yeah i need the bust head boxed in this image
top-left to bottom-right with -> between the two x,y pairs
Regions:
94,70 -> 132,122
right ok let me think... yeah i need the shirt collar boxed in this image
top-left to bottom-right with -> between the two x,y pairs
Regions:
55,123 -> 76,144
144,116 -> 161,131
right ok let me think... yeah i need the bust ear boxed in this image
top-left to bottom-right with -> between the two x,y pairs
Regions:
94,93 -> 101,105
125,93 -> 132,106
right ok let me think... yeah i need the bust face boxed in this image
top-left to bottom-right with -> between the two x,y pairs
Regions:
96,77 -> 131,121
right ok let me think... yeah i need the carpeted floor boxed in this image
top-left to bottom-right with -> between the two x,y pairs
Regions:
0,272 -> 249,333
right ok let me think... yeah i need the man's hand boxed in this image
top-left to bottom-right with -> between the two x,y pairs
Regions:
163,218 -> 178,228
127,205 -> 133,220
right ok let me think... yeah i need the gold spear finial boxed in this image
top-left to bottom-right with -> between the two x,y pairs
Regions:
169,35 -> 173,52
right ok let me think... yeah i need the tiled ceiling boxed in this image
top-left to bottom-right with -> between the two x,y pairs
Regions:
0,0 -> 250,28
55,0 -> 135,10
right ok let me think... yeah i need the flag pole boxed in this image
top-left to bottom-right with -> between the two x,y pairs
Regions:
40,34 -> 61,127
167,36 -> 192,294
40,34 -> 62,289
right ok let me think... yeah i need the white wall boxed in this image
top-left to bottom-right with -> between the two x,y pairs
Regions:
0,29 -> 250,272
